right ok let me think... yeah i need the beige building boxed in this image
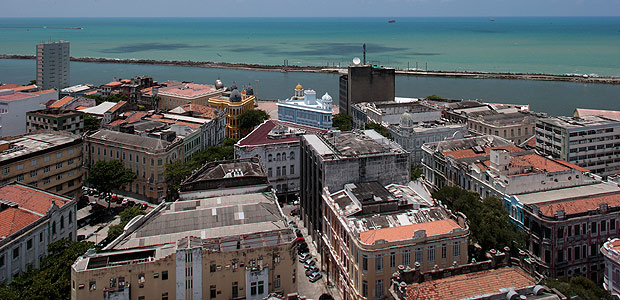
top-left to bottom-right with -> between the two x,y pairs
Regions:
467,111 -> 537,145
322,181 -> 469,300
157,82 -> 224,110
84,130 -> 184,202
71,158 -> 296,300
0,131 -> 83,197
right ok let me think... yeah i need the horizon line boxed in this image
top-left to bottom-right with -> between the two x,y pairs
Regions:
1,15 -> 620,18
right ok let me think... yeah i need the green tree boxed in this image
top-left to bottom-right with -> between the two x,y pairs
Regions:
332,113 -> 352,131
86,160 -> 136,208
107,206 -> 146,241
432,186 -> 525,255
0,239 -> 94,300
106,93 -> 130,103
546,277 -> 612,300
426,94 -> 446,100
83,114 -> 101,132
239,109 -> 270,132
364,122 -> 391,139
410,164 -> 423,180
28,79 -> 37,85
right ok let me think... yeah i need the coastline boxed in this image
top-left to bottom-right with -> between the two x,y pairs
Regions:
3,54 -> 620,85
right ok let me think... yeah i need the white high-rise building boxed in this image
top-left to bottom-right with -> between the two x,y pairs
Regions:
36,41 -> 70,90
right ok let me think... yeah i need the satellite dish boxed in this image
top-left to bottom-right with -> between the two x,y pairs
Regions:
352,57 -> 361,65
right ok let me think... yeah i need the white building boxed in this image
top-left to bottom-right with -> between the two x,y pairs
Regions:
0,89 -> 58,137
277,84 -> 333,130
78,101 -> 126,126
0,183 -> 77,282
235,120 -> 327,196
36,40 -> 70,90
602,238 -> 620,297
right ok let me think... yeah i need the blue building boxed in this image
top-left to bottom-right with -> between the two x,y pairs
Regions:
277,84 -> 333,130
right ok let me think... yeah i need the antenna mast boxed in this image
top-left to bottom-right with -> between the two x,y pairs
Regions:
363,43 -> 366,65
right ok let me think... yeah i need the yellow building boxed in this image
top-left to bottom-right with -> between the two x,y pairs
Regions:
207,84 -> 256,139
0,131 -> 84,197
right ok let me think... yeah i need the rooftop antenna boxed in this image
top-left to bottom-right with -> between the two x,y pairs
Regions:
363,43 -> 366,65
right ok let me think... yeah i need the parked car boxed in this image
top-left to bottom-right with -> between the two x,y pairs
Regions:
305,266 -> 319,277
140,203 -> 148,210
309,272 -> 322,282
304,259 -> 316,269
299,253 -> 311,263
121,199 -> 129,206
127,200 -> 136,207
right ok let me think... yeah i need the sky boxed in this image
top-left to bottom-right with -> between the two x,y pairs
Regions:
1,0 -> 620,17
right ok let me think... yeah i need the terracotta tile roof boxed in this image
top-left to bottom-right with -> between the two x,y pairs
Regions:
0,84 -> 22,90
0,183 -> 71,215
12,85 -> 38,92
0,208 -> 42,238
84,90 -> 98,95
508,154 -> 569,174
29,89 -> 57,95
443,145 -> 523,160
575,108 -> 620,121
405,267 -> 536,300
359,219 -> 460,244
536,192 -> 620,217
237,120 -> 328,147
75,106 -> 88,110
49,96 -> 74,108
107,101 -> 126,114
175,103 -> 217,118
554,160 -> 590,173
125,111 -> 148,123
107,119 -> 126,127
520,135 -> 537,148
611,239 -> 620,251
159,83 -> 217,98
103,81 -> 122,87
0,92 -> 32,101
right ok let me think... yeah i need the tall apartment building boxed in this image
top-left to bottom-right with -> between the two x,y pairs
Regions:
300,130 -> 410,242
0,131 -> 83,197
36,40 -> 70,90
208,84 -> 256,139
235,120 -> 327,197
0,89 -> 57,137
601,238 -> 620,297
84,130 -> 184,202
71,159 -> 296,300
517,182 -> 620,283
322,181 -> 469,300
0,183 -> 77,283
277,84 -> 333,130
26,109 -> 84,135
339,65 -> 395,115
536,115 -> 620,177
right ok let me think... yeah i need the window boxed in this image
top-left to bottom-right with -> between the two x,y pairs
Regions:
362,255 -> 368,271
268,154 -> 272,162
44,155 -> 50,162
290,151 -> 295,160
277,167 -> 281,176
40,232 -> 43,242
0,255 -> 4,267
592,222 -> 597,234
30,170 -> 38,177
290,164 -> 295,175
162,292 -> 169,300
376,254 -> 383,271
210,285 -> 216,299
441,244 -> 447,259
403,250 -> 410,265
268,168 -> 272,177
89,281 -> 96,291
453,242 -> 460,257
282,166 -> 286,176
274,275 -> 281,288
17,174 -> 24,182
557,250 -> 564,262
13,247 -> 19,259
575,246 -> 581,260
362,281 -> 368,298
232,282 -> 239,298
415,248 -> 423,263
162,271 -> 168,280
1,167 -> 8,175
69,212 -> 72,224
52,221 -> 56,235
31,159 -> 37,166
557,227 -> 564,239
27,239 -> 33,250
601,220 -> 607,232
428,246 -> 435,262
251,282 -> 257,295
68,158 -> 74,165
44,166 -> 50,173
574,224 -> 580,236
158,159 -> 163,166
258,281 -> 264,294
376,280 -> 384,298
612,219 -> 616,231
56,152 -> 62,159
210,263 -> 216,273
60,216 -> 65,229
390,252 -> 396,268
17,164 -> 24,170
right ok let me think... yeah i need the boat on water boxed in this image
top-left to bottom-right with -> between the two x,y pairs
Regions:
489,18 -> 495,22
388,19 -> 396,23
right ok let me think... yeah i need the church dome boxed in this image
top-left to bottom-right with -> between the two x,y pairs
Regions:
295,83 -> 303,90
399,112 -> 415,128
321,92 -> 332,102
229,89 -> 242,102
230,82 -> 238,90
214,79 -> 224,89
245,85 -> 254,95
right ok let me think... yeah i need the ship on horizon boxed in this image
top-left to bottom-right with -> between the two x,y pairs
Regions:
388,19 -> 396,23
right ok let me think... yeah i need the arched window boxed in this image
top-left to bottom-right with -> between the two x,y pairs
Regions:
276,153 -> 281,161
52,221 -> 57,235
290,151 -> 295,160
268,154 -> 273,162
282,152 -> 287,161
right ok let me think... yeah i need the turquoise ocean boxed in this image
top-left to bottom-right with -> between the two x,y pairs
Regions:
1,17 -> 620,116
